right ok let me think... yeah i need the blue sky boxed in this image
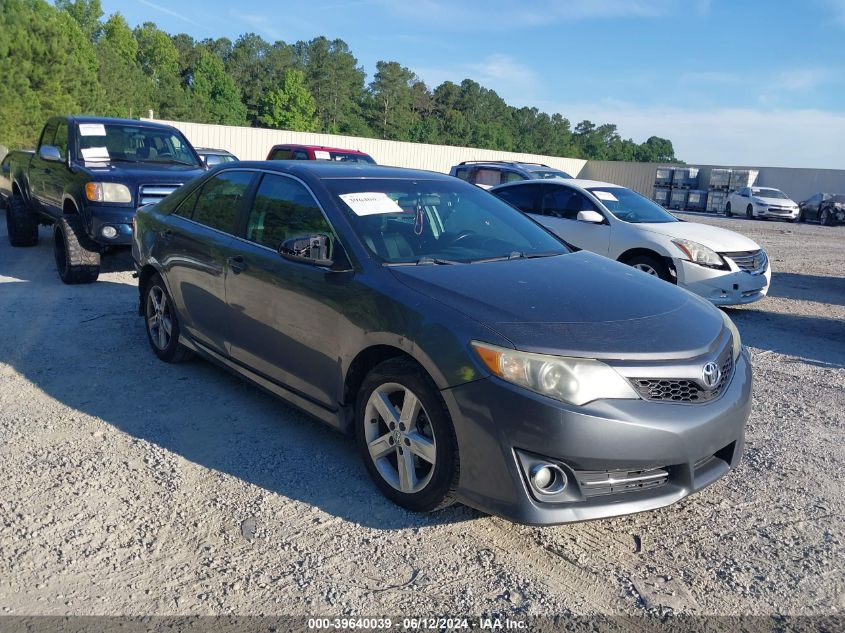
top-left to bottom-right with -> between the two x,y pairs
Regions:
101,0 -> 845,169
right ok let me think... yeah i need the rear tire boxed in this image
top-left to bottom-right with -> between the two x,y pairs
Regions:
626,254 -> 673,283
143,274 -> 192,363
54,216 -> 100,284
356,357 -> 459,513
6,195 -> 38,247
724,202 -> 732,217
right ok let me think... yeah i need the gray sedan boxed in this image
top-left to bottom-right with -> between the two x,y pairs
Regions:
132,162 -> 750,525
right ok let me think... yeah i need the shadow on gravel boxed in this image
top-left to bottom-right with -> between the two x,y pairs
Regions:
767,272 -> 845,307
0,223 -> 477,530
726,308 -> 845,368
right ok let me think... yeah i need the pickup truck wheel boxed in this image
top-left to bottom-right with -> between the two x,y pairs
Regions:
144,274 -> 192,363
356,358 -> 458,513
54,216 -> 100,284
6,195 -> 39,247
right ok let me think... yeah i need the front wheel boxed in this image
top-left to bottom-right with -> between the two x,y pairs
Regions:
821,207 -> 834,226
724,202 -> 732,217
144,274 -> 192,363
746,204 -> 754,219
626,254 -> 673,283
54,216 -> 100,284
356,358 -> 458,513
797,208 -> 805,222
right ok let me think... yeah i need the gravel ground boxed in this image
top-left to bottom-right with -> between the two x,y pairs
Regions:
0,211 -> 842,619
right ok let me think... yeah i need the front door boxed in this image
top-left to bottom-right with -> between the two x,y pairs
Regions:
224,172 -> 352,409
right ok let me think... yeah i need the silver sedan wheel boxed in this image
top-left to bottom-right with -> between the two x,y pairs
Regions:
633,263 -> 659,276
146,285 -> 173,351
364,382 -> 436,494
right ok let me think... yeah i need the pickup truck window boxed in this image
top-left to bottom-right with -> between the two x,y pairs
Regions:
54,121 -> 69,159
75,124 -> 200,166
39,120 -> 58,151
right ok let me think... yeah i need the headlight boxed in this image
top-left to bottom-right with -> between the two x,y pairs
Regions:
720,310 -> 742,360
672,238 -> 726,269
471,341 -> 639,406
85,182 -> 132,203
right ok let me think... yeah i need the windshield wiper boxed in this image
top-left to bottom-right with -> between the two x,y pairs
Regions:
147,158 -> 197,166
471,250 -> 562,264
385,257 -> 462,266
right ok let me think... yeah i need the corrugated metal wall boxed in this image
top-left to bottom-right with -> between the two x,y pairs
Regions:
151,118 -> 845,202
149,119 -> 588,177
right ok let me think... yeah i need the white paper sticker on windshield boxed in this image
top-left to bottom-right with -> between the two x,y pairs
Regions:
339,192 -> 404,216
593,190 -> 619,202
313,150 -> 331,160
81,146 -> 110,161
78,123 -> 107,136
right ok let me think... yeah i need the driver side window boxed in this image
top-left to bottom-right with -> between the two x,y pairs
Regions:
541,188 -> 597,220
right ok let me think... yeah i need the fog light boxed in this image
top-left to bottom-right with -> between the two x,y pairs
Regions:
101,225 -> 118,239
530,463 -> 567,495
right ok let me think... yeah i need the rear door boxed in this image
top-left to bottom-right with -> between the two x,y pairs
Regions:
224,172 -> 351,409
159,170 -> 256,355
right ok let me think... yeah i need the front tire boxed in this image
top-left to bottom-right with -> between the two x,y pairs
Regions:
144,274 -> 192,362
54,216 -> 100,284
356,358 -> 458,513
725,202 -> 732,217
6,195 -> 38,247
821,207 -> 834,226
746,204 -> 754,219
626,254 -> 673,283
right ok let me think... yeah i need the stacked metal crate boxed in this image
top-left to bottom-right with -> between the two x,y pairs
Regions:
686,190 -> 708,211
705,169 -> 732,213
652,166 -> 673,207
729,169 -> 759,190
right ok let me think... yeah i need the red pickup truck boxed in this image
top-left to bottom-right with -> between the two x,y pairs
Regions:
266,144 -> 376,164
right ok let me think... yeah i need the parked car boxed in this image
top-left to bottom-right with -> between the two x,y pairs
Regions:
449,161 -> 572,189
1,115 -> 206,283
798,193 -> 845,226
266,144 -> 375,164
725,186 -> 799,221
491,179 -> 771,306
196,147 -> 238,166
133,162 -> 749,525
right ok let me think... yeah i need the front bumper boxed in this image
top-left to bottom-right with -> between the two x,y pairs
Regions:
442,349 -> 751,525
84,204 -> 135,245
674,258 -> 771,306
759,206 -> 799,220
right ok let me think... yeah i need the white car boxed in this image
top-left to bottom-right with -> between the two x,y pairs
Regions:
490,179 -> 771,306
725,186 -> 799,221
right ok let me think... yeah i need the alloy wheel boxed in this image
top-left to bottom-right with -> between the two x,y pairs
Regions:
633,263 -> 658,276
364,382 -> 437,494
146,285 -> 173,351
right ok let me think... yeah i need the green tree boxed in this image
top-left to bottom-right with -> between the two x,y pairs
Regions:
636,136 -> 677,163
95,12 -> 152,118
55,0 -> 102,42
257,69 -> 317,131
191,47 -> 247,125
368,60 -> 418,140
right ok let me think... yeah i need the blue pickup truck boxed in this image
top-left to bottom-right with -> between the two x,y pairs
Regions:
1,116 -> 206,283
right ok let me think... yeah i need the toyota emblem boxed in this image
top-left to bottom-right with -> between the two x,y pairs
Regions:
702,361 -> 721,389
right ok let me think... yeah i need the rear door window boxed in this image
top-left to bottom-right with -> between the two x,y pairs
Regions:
190,171 -> 255,234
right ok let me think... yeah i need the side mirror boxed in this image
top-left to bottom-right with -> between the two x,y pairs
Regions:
577,210 -> 604,224
279,234 -> 334,267
39,145 -> 62,162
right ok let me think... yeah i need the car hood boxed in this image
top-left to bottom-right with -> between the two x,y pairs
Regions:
390,251 -> 724,360
636,221 -> 761,253
755,196 -> 796,206
79,161 -> 206,183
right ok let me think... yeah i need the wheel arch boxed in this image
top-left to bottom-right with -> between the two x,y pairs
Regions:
136,263 -> 167,315
617,246 -> 671,265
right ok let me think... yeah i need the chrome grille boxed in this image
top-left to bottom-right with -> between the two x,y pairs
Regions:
575,466 -> 669,498
138,184 -> 182,206
632,346 -> 734,404
722,249 -> 768,275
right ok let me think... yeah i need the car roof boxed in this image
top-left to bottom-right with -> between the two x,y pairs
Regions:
225,160 -> 453,181
196,147 -> 233,154
491,178 -> 621,191
67,115 -> 179,131
269,144 -> 371,155
521,164 -> 567,172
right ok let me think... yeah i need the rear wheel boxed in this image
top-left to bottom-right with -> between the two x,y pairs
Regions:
724,202 -> 732,217
746,204 -> 754,219
144,274 -> 192,362
356,358 -> 458,513
54,216 -> 100,284
6,195 -> 38,247
626,254 -> 673,283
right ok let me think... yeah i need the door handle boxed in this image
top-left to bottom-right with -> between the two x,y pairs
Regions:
227,255 -> 247,273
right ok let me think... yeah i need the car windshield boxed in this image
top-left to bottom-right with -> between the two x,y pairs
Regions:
752,188 -> 787,199
323,151 -> 376,164
831,194 -> 845,203
588,187 -> 678,224
204,153 -> 237,165
532,170 -> 572,179
327,178 -> 568,264
76,123 -> 200,166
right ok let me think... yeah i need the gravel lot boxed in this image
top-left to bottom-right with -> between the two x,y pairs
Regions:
0,211 -> 842,619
